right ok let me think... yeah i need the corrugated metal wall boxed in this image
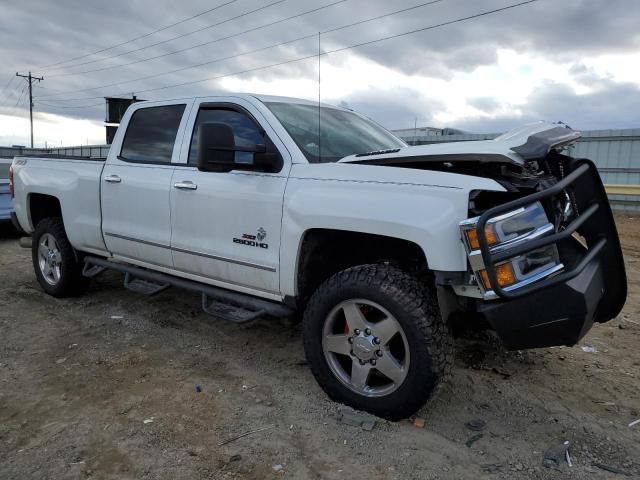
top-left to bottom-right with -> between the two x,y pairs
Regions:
399,129 -> 640,212
569,130 -> 640,212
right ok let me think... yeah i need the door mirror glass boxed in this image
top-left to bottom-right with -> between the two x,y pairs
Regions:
197,122 -> 270,172
191,107 -> 284,173
197,122 -> 235,170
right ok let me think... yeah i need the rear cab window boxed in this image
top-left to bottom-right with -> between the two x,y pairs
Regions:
120,104 -> 186,164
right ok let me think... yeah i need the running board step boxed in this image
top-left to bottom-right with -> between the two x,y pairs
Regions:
124,272 -> 170,296
82,256 -> 293,323
202,294 -> 266,323
82,263 -> 108,278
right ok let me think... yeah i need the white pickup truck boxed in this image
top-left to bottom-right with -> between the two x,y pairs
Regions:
10,94 -> 627,419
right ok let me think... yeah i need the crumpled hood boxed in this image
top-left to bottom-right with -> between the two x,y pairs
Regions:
339,121 -> 581,167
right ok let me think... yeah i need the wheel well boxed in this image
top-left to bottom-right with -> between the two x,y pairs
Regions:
29,194 -> 62,228
296,229 -> 429,306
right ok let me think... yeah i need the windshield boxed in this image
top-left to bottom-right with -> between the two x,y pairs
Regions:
264,101 -> 404,163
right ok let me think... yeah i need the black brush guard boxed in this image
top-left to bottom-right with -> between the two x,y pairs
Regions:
475,156 -> 627,349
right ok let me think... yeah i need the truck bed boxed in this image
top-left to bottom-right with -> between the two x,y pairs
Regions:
11,156 -> 107,255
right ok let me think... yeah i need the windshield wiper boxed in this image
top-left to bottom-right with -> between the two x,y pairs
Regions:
354,148 -> 401,158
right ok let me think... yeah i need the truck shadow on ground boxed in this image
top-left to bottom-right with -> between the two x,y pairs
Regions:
0,223 -> 20,239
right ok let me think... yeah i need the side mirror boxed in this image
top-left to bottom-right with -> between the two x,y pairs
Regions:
197,122 -> 276,172
197,122 -> 236,171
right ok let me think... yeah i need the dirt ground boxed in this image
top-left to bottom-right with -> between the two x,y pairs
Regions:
0,215 -> 639,480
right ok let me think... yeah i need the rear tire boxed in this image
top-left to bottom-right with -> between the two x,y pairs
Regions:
302,264 -> 452,420
32,217 -> 89,297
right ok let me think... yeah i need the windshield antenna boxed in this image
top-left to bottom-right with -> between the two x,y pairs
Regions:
317,31 -> 321,159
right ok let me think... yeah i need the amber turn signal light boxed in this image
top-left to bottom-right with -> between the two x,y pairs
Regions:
479,262 -> 516,289
465,225 -> 498,250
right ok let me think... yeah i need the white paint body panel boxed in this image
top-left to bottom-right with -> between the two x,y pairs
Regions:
101,162 -> 176,267
101,98 -> 194,267
279,162 -> 504,296
169,169 -> 287,294
11,158 -> 107,253
11,94 -> 525,303
168,96 -> 292,294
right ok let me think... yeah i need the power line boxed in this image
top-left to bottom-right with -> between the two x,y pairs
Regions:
41,0 -> 540,104
0,75 -> 17,103
37,100 -> 104,109
40,0 -> 443,99
33,84 -> 66,94
0,77 -> 29,109
13,86 -> 28,108
40,0 -> 539,105
12,84 -> 29,108
45,0 -> 289,73
0,84 -> 22,109
39,0 -> 240,69
47,0 -> 349,79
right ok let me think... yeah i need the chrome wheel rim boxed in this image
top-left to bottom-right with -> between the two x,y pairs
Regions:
38,233 -> 62,286
322,299 -> 410,397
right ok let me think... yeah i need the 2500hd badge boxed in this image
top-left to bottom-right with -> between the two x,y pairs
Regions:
233,227 -> 268,249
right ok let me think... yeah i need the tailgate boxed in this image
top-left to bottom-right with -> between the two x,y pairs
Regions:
0,181 -> 11,220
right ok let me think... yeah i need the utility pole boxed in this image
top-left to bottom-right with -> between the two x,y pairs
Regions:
16,72 -> 43,148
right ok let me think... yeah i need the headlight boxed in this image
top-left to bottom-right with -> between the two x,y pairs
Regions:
460,202 -> 563,298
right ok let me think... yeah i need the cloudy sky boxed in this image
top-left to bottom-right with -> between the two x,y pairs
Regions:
0,0 -> 639,147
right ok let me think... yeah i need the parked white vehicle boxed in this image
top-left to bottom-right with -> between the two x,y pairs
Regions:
10,95 -> 627,419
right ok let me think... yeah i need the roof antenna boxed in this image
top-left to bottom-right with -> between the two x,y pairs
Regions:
317,31 -> 321,160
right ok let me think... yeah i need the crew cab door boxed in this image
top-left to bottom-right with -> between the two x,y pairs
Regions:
169,100 -> 289,297
101,102 -> 189,267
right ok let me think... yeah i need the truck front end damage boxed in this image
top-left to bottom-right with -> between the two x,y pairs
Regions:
459,153 -> 626,349
344,122 -> 627,350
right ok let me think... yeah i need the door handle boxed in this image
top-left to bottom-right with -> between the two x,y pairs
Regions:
104,174 -> 122,183
173,181 -> 197,190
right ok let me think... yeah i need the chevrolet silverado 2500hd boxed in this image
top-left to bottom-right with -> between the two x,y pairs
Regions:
10,94 -> 627,419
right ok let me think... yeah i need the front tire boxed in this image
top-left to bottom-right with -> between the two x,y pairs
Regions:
302,264 -> 452,420
32,217 -> 89,297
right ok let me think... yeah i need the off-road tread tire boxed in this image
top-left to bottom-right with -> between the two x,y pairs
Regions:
32,217 -> 89,297
302,263 -> 453,420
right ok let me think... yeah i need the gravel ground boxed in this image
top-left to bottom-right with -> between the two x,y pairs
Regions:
0,215 -> 639,480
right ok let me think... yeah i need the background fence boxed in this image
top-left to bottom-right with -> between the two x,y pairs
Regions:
0,145 -> 110,159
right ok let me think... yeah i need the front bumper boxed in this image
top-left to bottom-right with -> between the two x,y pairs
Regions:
478,254 -> 603,349
469,155 -> 627,349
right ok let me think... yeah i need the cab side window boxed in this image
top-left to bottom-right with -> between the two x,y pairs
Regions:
120,104 -> 186,164
188,108 -> 264,165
